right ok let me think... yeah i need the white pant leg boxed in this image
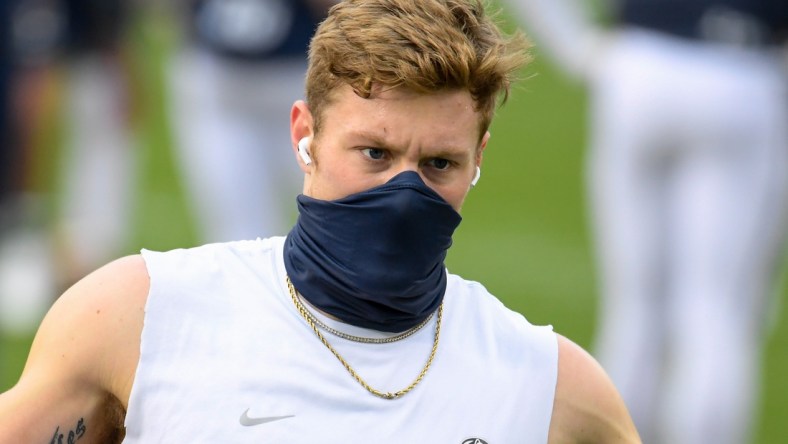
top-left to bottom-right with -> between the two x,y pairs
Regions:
168,47 -> 304,243
660,43 -> 788,444
588,33 -> 673,443
0,195 -> 56,334
59,55 -> 135,276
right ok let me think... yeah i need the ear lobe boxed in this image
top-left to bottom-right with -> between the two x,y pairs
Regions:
471,166 -> 481,187
298,137 -> 312,165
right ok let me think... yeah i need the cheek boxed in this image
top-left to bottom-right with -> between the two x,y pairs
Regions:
434,185 -> 468,212
310,164 -> 371,200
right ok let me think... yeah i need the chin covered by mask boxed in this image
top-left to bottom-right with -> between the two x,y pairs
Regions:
283,171 -> 462,332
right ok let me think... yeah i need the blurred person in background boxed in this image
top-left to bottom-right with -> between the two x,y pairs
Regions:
0,0 -> 65,334
53,0 -> 137,290
0,0 -> 138,334
167,0 -> 337,244
0,0 -> 36,335
506,0 -> 788,443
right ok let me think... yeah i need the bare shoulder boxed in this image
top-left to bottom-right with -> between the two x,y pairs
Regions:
547,334 -> 641,444
0,255 -> 149,443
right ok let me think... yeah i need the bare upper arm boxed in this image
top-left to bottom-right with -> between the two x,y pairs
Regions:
548,334 -> 641,444
0,255 -> 149,443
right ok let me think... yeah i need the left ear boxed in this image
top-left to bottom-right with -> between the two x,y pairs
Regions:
470,131 -> 490,188
477,130 -> 490,167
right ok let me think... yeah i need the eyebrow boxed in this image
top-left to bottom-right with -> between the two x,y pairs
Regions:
350,130 -> 391,149
349,130 -> 470,158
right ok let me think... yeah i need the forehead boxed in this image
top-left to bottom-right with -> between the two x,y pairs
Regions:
319,85 -> 484,147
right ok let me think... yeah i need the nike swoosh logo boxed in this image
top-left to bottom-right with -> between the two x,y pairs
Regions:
239,408 -> 295,426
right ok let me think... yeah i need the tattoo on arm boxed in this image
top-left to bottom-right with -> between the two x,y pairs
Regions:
49,418 -> 87,444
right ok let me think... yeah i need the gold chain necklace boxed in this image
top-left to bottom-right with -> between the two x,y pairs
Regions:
286,276 -> 441,400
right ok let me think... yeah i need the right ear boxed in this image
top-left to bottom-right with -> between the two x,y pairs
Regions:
291,100 -> 314,171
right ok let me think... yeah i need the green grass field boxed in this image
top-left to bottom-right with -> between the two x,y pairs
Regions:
2,6 -> 788,442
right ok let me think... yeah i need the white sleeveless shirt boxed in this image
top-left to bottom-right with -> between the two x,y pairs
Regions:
123,237 -> 558,443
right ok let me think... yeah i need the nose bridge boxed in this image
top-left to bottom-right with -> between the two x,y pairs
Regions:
390,158 -> 423,182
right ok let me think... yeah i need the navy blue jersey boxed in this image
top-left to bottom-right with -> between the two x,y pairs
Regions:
619,0 -> 788,44
191,0 -> 325,61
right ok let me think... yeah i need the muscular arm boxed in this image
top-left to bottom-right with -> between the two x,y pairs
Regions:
0,255 -> 149,443
548,335 -> 641,443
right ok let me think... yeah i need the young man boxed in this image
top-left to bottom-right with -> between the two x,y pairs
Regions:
0,0 -> 641,442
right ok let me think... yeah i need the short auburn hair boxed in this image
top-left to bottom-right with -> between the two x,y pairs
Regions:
306,0 -> 531,136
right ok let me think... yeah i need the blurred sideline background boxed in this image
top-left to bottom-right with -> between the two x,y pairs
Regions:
0,2 -> 786,442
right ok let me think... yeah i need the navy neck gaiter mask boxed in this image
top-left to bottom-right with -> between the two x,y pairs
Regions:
283,171 -> 463,332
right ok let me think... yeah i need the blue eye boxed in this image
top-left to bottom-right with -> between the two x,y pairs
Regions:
362,148 -> 386,160
430,158 -> 450,170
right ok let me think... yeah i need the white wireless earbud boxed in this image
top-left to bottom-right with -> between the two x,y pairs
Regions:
298,137 -> 312,165
471,166 -> 481,187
